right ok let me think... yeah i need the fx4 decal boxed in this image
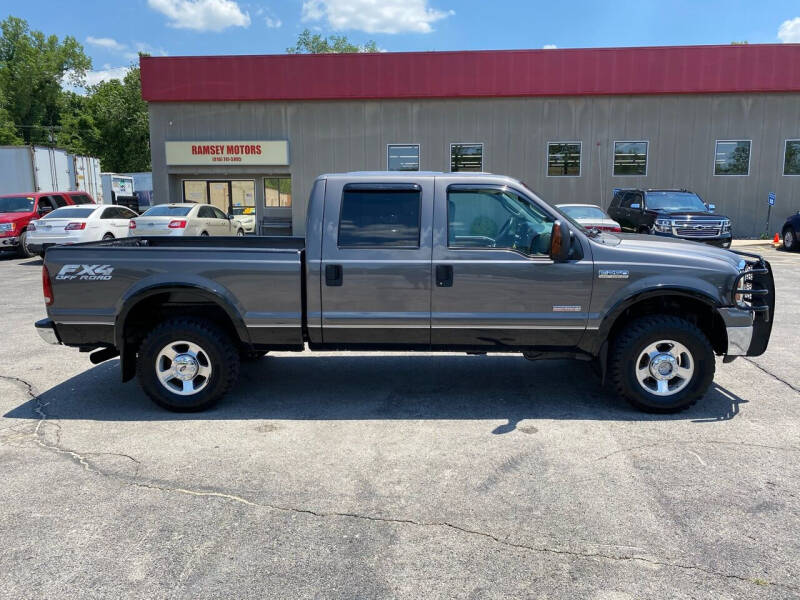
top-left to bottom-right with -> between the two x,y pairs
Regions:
55,264 -> 114,281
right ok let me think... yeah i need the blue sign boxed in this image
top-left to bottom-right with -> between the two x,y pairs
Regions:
613,188 -> 621,195
768,192 -> 776,206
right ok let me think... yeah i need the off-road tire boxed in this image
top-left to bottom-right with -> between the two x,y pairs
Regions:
136,318 -> 240,412
17,230 -> 34,258
609,315 -> 715,413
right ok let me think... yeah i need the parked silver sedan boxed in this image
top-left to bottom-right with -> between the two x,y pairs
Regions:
556,203 -> 621,232
130,203 -> 246,237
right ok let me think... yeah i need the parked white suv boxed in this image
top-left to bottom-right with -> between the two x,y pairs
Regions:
130,203 -> 245,237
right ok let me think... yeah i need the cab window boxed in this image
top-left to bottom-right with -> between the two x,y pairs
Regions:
447,187 -> 554,256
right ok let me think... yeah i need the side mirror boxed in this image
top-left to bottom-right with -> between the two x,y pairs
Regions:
227,214 -> 235,219
630,203 -> 641,210
707,204 -> 716,213
549,220 -> 571,262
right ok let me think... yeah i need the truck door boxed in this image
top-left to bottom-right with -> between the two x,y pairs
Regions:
431,179 -> 593,348
320,179 -> 434,345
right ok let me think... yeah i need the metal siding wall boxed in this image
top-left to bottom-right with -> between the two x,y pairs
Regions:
149,94 -> 800,237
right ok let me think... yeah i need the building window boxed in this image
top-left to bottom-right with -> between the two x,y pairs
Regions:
183,180 -> 207,203
784,140 -> 800,176
613,141 -> 648,176
450,143 -> 483,172
714,140 -> 751,176
264,177 -> 292,207
338,184 -> 421,248
547,142 -> 582,176
387,144 -> 420,171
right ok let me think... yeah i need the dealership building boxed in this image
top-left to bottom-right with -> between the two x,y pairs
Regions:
140,44 -> 800,237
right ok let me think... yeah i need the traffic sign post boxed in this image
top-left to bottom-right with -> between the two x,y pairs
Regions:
765,192 -> 776,236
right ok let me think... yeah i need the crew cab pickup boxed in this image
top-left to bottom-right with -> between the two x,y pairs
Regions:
36,172 -> 775,413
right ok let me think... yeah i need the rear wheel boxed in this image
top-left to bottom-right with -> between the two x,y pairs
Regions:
17,230 -> 34,258
609,315 -> 715,413
136,318 -> 240,412
102,233 -> 114,240
200,231 -> 209,236
236,229 -> 245,236
784,228 -> 797,251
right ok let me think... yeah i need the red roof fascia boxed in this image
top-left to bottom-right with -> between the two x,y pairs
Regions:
140,44 -> 800,102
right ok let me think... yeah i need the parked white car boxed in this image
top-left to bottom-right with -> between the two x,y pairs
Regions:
26,205 -> 138,256
130,203 -> 246,237
556,203 -> 621,232
231,205 -> 256,233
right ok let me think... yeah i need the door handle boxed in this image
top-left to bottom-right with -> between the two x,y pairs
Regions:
436,264 -> 453,287
325,264 -> 343,286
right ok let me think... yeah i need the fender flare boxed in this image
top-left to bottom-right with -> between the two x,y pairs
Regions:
114,282 -> 251,350
589,286 -> 723,354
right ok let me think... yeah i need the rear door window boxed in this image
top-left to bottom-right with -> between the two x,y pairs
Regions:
338,185 -> 421,248
49,195 -> 69,207
70,194 -> 93,205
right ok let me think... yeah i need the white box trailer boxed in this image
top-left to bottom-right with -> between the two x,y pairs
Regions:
0,145 -> 72,195
70,155 -> 104,203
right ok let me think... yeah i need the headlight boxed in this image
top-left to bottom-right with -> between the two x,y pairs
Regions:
0,223 -> 15,232
734,260 -> 751,306
654,218 -> 672,233
722,219 -> 731,232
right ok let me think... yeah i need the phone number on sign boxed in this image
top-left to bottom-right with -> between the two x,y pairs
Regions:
211,156 -> 243,162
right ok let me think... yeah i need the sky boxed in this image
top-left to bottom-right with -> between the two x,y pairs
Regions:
8,0 -> 800,86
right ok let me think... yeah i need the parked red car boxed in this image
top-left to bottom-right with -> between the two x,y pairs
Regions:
0,191 -> 96,257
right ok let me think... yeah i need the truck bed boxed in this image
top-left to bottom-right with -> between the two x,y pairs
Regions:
86,235 -> 306,251
44,235 -> 307,351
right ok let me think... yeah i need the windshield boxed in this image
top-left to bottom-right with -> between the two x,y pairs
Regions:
557,205 -> 607,220
44,207 -> 96,219
0,196 -> 35,213
141,205 -> 192,217
646,192 -> 707,212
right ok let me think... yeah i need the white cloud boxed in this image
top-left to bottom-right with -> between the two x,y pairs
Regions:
301,0 -> 453,34
778,17 -> 800,42
148,0 -> 251,32
542,44 -> 557,49
86,36 -> 127,51
84,65 -> 131,86
265,16 -> 282,28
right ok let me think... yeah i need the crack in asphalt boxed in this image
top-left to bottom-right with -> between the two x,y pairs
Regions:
742,358 -> 800,393
1,373 -> 795,592
595,439 -> 800,462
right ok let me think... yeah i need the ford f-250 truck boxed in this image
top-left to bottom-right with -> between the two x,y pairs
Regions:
35,172 -> 775,413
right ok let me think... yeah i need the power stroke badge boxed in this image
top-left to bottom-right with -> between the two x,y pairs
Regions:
55,264 -> 114,281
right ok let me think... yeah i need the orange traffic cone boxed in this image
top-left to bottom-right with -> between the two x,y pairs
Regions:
773,233 -> 781,247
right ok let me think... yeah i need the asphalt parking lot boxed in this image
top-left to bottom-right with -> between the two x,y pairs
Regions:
1,246 -> 798,599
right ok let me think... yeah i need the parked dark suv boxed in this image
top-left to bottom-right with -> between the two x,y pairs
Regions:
608,189 -> 732,248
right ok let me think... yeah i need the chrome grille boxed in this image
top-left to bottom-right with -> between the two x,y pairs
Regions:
673,221 -> 723,238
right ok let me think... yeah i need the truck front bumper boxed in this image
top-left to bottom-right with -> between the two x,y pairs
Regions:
718,252 -> 775,358
717,307 -> 754,356
0,236 -> 19,248
35,318 -> 61,345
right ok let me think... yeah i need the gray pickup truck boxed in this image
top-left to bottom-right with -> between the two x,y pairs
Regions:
36,172 -> 775,413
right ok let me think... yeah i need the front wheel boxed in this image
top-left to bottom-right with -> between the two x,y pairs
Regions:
17,230 -> 34,258
609,315 -> 715,413
136,318 -> 240,411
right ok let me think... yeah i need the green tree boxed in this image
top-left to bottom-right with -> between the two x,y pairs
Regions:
287,29 -> 379,54
74,65 -> 150,172
0,16 -> 91,144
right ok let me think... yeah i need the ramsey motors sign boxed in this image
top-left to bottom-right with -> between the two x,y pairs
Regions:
165,141 -> 289,166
